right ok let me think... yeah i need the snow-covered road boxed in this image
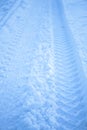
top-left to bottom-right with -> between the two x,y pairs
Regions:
0,0 -> 87,130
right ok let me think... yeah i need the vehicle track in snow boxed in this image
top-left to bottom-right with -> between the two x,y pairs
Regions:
49,0 -> 86,130
0,0 -> 33,129
0,0 -> 22,84
0,0 -> 86,130
62,0 -> 87,78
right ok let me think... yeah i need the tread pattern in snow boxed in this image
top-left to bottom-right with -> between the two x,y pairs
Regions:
49,0 -> 86,130
0,0 -> 86,130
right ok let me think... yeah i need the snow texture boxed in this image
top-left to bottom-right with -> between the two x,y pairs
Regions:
0,0 -> 87,130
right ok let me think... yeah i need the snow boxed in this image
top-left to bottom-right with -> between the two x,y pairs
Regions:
0,0 -> 87,130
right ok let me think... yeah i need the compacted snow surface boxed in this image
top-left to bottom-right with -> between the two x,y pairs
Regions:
0,0 -> 87,130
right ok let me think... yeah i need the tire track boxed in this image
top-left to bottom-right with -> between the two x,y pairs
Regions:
62,0 -> 87,78
0,0 -> 86,130
0,1 -> 33,129
0,8 -> 24,83
49,0 -> 86,130
0,1 -> 36,129
0,0 -> 26,83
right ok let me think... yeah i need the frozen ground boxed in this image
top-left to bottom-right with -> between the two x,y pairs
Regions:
0,0 -> 87,130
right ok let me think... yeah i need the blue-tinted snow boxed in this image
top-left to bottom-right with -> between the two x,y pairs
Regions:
0,0 -> 87,130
